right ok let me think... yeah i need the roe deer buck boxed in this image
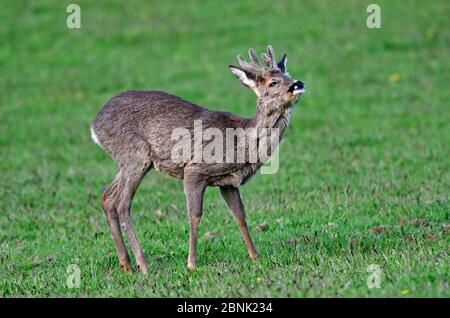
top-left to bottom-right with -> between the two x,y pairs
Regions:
91,45 -> 305,274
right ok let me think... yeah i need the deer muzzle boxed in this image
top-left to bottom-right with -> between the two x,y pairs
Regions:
288,80 -> 305,95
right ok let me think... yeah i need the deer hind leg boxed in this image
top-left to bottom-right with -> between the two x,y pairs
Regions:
102,171 -> 133,272
219,186 -> 259,261
116,140 -> 153,274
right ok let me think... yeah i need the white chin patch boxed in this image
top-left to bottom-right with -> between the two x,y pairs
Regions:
293,88 -> 305,95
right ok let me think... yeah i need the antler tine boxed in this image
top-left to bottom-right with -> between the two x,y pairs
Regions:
237,54 -> 248,68
236,46 -> 279,74
261,45 -> 277,69
248,48 -> 260,65
267,45 -> 277,67
261,53 -> 271,68
237,48 -> 266,75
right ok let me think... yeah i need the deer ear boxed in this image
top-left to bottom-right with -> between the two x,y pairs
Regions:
228,65 -> 258,92
277,54 -> 288,74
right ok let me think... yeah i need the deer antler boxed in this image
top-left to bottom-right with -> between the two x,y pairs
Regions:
261,45 -> 277,69
237,45 -> 279,76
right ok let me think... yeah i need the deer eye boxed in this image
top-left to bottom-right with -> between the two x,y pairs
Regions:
269,81 -> 278,87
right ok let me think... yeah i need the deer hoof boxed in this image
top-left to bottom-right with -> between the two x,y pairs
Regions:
187,262 -> 197,271
120,262 -> 134,273
138,263 -> 150,275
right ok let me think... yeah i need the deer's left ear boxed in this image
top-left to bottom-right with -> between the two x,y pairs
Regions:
277,54 -> 288,74
228,65 -> 260,97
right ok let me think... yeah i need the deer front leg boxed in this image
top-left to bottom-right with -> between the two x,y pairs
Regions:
184,177 -> 206,270
220,186 -> 259,261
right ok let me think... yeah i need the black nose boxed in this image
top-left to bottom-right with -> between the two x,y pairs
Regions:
288,80 -> 305,92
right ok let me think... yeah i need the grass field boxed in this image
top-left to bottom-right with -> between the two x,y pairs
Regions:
0,0 -> 449,297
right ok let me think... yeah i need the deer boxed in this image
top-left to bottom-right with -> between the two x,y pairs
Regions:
91,45 -> 306,274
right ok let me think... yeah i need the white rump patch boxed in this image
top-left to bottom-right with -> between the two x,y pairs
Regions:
90,126 -> 103,148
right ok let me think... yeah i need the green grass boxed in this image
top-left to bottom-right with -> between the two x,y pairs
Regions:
0,0 -> 449,297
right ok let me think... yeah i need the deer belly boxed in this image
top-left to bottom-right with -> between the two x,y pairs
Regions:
209,164 -> 260,187
152,159 -> 185,179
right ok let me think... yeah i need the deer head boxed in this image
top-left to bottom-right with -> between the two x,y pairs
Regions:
229,45 -> 305,118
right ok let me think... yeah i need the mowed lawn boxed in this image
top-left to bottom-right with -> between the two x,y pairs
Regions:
0,0 -> 449,297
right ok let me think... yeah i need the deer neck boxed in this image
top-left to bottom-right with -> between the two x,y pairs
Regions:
251,98 -> 293,136
244,98 -> 293,165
